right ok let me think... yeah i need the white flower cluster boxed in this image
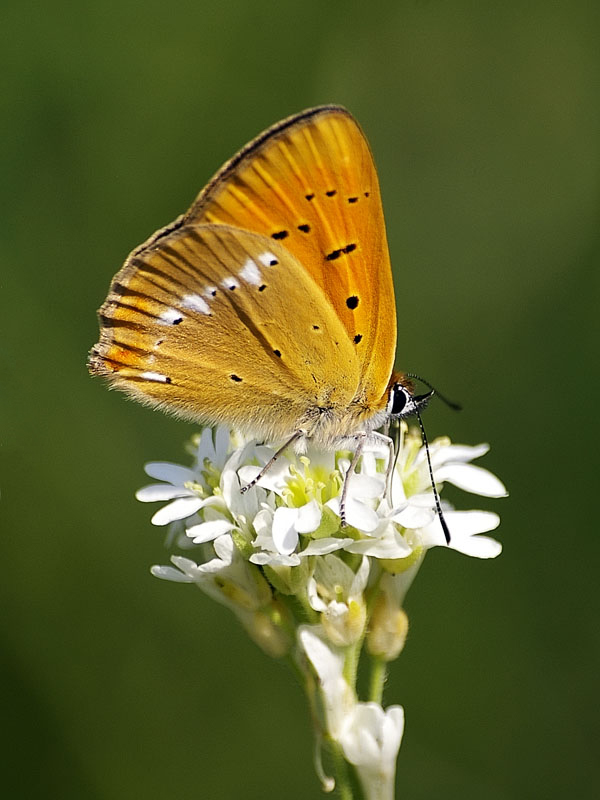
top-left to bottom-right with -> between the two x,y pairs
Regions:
139,424 -> 506,797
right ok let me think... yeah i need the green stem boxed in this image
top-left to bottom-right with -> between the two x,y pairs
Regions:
325,738 -> 355,800
342,639 -> 361,687
368,656 -> 388,704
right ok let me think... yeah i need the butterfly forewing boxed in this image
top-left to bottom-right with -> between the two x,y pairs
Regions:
90,224 -> 362,442
184,106 -> 397,406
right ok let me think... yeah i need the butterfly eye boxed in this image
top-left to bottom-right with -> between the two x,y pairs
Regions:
388,384 -> 411,416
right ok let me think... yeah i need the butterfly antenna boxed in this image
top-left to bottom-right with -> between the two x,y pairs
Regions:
414,406 -> 451,544
406,374 -> 462,412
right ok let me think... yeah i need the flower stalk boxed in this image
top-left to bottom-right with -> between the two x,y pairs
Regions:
141,423 -> 506,798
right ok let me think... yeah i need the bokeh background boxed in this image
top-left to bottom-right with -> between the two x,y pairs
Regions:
2,1 -> 599,798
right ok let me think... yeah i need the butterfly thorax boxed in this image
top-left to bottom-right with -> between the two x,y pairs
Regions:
292,373 -> 409,449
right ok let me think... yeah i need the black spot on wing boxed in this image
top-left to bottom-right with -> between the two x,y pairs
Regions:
305,193 -> 315,201
346,296 -> 359,309
353,334 -> 362,344
273,349 -> 281,358
325,190 -> 337,197
230,374 -> 243,382
258,284 -> 267,292
297,224 -> 310,233
325,242 -> 357,261
271,230 -> 289,240
348,196 -> 358,204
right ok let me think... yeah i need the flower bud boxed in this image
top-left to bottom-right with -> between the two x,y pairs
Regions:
241,607 -> 293,658
322,597 -> 367,647
367,594 -> 409,661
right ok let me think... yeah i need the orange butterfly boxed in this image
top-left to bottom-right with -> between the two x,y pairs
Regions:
89,106 -> 441,530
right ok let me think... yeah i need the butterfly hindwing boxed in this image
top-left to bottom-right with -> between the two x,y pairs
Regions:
89,224 -> 362,441
183,106 -> 397,407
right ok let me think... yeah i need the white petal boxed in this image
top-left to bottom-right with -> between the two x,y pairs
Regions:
436,463 -> 507,497
170,555 -> 202,575
221,455 -> 263,517
431,442 -> 490,466
249,551 -> 301,566
407,491 -> 438,508
143,462 -> 197,484
381,705 -> 405,760
344,531 -> 412,559
212,533 -> 235,563
348,474 -> 385,499
314,552 -> 355,591
196,427 -> 216,464
357,450 -> 383,479
136,484 -> 193,502
298,626 -> 355,738
150,496 -> 206,526
392,503 -> 435,528
363,440 -> 390,459
214,425 -> 231,465
351,557 -> 370,595
304,447 -> 337,475
307,576 -> 327,612
346,500 -> 380,532
300,537 -> 354,556
299,626 -> 344,684
237,465 -> 262,485
451,534 -> 502,559
340,702 -> 404,768
186,519 -> 234,543
150,564 -> 194,582
272,507 -> 300,555
447,509 -> 500,536
220,467 -> 241,509
295,499 -> 322,533
327,497 -> 379,533
237,450 -> 291,494
420,510 -> 502,558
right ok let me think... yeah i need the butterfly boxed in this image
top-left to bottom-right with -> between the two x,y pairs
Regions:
89,105 -> 448,536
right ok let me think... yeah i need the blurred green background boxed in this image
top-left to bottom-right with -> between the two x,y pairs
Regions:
2,1 -> 599,797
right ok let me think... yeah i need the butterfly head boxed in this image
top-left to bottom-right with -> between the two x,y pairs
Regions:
387,380 -> 433,421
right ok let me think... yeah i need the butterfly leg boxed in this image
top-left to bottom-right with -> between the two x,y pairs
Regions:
339,431 -> 367,527
240,430 -> 305,493
369,430 -> 396,506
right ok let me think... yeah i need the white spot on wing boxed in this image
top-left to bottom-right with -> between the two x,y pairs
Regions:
158,308 -> 183,325
140,371 -> 170,383
182,293 -> 211,315
239,258 -> 262,285
221,277 -> 239,290
258,251 -> 278,267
